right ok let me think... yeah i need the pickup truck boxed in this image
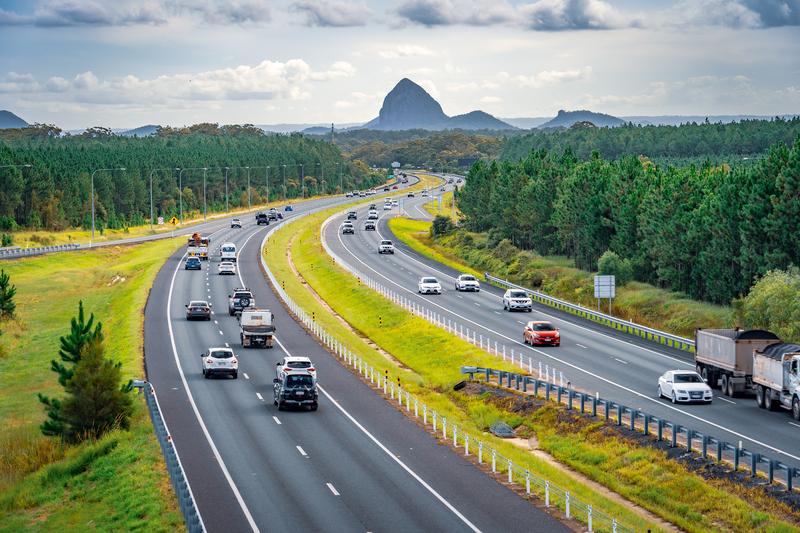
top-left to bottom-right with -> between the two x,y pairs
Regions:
753,343 -> 800,419
240,308 -> 275,348
228,288 -> 254,316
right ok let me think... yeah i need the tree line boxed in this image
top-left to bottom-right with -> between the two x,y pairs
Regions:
0,123 -> 380,231
458,136 -> 800,305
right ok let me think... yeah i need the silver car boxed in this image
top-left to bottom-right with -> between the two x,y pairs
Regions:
503,289 -> 532,312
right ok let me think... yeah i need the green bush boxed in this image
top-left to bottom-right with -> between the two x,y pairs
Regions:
598,250 -> 634,286
0,216 -> 17,231
430,215 -> 455,237
735,267 -> 800,342
1,233 -> 12,247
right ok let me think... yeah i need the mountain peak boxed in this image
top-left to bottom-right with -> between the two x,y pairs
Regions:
0,110 -> 29,129
541,109 -> 623,129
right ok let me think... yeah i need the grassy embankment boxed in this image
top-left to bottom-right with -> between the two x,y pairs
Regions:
264,195 -> 798,532
0,239 -> 185,531
389,196 -> 732,340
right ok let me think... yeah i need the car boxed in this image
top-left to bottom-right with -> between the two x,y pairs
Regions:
421,191 -> 428,197
341,222 -> 355,234
392,185 -> 398,189
418,276 -> 442,294
267,211 -> 278,221
284,205 -> 293,211
658,370 -> 713,404
392,200 -> 399,206
228,288 -> 254,316
448,178 -> 454,184
407,192 -> 415,197
368,204 -> 377,210
383,187 -> 390,192
275,355 -> 317,382
503,289 -> 532,312
455,274 -> 480,292
456,178 -> 462,184
523,321 -> 560,346
220,242 -> 237,263
184,257 -> 202,270
378,240 -> 394,254
367,210 -> 379,220
185,300 -> 211,320
218,261 -> 236,275
364,221 -> 376,231
346,211 -> 357,220
345,192 -> 353,198
383,203 -> 392,210
230,218 -> 242,228
273,371 -> 318,411
201,347 -> 238,379
255,213 -> 269,225
440,187 -> 446,192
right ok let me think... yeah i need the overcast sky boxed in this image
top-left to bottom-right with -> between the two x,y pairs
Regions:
0,0 -> 798,129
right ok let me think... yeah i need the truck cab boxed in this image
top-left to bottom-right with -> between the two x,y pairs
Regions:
753,343 -> 800,420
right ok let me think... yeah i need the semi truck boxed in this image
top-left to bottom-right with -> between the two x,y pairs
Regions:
753,343 -> 800,420
240,308 -> 275,348
694,328 -> 780,397
187,233 -> 210,260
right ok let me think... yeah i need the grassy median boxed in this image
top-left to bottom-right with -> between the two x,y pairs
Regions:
0,240 -> 185,531
263,193 -> 799,533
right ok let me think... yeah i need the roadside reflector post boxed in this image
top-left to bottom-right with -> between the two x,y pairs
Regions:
491,449 -> 497,473
545,480 -> 550,507
507,459 -> 512,483
478,442 -> 483,464
525,471 -> 531,495
565,492 -> 570,518
464,434 -> 469,456
442,417 -> 447,438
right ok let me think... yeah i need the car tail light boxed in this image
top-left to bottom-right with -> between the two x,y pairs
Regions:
205,358 -> 213,364
283,367 -> 291,373
308,367 -> 315,372
232,358 -> 238,364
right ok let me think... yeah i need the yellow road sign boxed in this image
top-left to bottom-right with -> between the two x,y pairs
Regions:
169,216 -> 178,225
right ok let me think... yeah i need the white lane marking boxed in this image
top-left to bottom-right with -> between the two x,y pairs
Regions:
456,295 -> 463,299
272,416 -> 281,425
717,397 -> 736,405
576,343 -> 587,349
613,358 -> 629,365
243,373 -> 250,380
516,320 -> 525,325
219,330 -> 224,335
790,422 -> 800,429
331,228 -> 800,462
166,251 -> 259,533
473,302 -> 480,307
256,393 -> 264,401
273,337 -> 480,532
225,342 -> 230,348
326,483 -> 340,496
214,320 -> 219,324
493,311 -> 501,315
296,445 -> 308,457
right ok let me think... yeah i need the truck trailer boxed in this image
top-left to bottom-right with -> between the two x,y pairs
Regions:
753,343 -> 800,420
240,308 -> 275,348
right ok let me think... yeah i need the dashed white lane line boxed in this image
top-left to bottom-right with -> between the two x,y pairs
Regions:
219,330 -> 224,335
272,416 -> 281,425
790,422 -> 800,429
455,295 -> 463,299
256,392 -> 264,401
214,320 -> 219,324
516,320 -> 525,325
326,483 -> 340,496
296,445 -> 308,457
224,342 -> 230,348
613,357 -> 629,365
473,302 -> 480,307
493,311 -> 501,315
243,373 -> 250,380
576,343 -> 587,349
717,397 -> 736,405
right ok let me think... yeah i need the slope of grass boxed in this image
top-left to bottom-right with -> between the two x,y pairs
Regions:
265,205 -> 798,532
0,239 -> 184,530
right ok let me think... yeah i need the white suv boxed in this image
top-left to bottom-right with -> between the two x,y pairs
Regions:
418,277 -> 442,295
378,240 -> 394,254
367,210 -> 379,220
275,355 -> 317,382
503,289 -> 532,312
455,274 -> 480,292
201,347 -> 238,379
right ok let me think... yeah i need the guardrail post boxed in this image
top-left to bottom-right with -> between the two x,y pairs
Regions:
522,377 -> 527,393
687,429 -> 693,453
580,393 -> 585,413
616,404 -> 622,426
671,424 -> 678,448
515,374 -> 520,390
657,418 -> 663,441
592,396 -> 597,417
545,382 -> 551,401
630,409 -> 636,431
716,440 -> 722,462
545,480 -> 550,507
507,372 -> 512,388
557,386 -> 563,404
702,435 -> 708,458
491,449 -> 497,473
768,460 -> 774,483
643,414 -> 649,435
751,453 -> 759,477
734,446 -> 740,470
485,368 -> 490,381
567,389 -> 573,410
507,459 -> 513,483
788,467 -> 794,491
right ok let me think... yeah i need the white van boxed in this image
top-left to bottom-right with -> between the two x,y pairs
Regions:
220,242 -> 237,263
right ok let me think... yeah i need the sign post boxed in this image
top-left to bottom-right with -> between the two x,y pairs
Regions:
594,275 -> 616,313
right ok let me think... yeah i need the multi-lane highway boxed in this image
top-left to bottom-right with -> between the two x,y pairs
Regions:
144,183 -> 570,532
322,179 -> 800,472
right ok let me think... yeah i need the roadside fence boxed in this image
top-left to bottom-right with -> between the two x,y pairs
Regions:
0,243 -> 80,259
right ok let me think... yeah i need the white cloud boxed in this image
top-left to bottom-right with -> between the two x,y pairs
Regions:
377,44 -> 436,58
393,0 -> 516,27
290,0 -> 372,27
665,0 -> 800,29
480,95 -> 501,103
518,0 -> 638,30
501,66 -> 592,88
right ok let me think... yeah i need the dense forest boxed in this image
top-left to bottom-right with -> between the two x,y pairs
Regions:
501,118 -> 800,162
458,136 -> 800,305
0,123 -> 380,231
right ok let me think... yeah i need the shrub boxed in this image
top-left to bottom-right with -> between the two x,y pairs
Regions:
430,215 -> 455,238
597,250 -> 634,286
735,267 -> 800,342
0,216 -> 17,231
1,233 -> 12,247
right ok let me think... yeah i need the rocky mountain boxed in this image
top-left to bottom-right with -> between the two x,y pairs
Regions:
0,110 -> 29,129
363,78 -> 514,131
540,109 -> 624,129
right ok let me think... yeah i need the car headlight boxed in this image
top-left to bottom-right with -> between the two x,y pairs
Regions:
677,389 -> 687,394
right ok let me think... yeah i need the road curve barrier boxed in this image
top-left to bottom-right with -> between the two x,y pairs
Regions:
484,273 -> 695,353
0,243 -> 80,259
461,366 -> 799,491
133,380 -> 205,533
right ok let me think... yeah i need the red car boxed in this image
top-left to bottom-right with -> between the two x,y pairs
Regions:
523,321 -> 560,346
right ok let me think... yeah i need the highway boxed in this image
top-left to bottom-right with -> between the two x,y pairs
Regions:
322,178 -> 800,473
143,181 -> 570,533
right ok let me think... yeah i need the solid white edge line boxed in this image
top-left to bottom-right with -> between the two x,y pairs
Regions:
256,393 -> 264,401
243,373 -> 250,380
328,217 -> 800,462
327,483 -> 340,496
296,445 -> 308,456
273,416 -> 281,425
167,249 -> 260,533
272,336 -> 481,533
789,422 -> 800,429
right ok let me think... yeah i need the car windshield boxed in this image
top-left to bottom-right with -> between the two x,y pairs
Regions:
210,350 -> 233,359
286,374 -> 313,387
422,278 -> 438,284
222,246 -> 235,252
532,323 -> 555,331
461,276 -> 475,281
187,258 -> 199,263
510,291 -> 528,298
287,361 -> 311,369
235,293 -> 252,299
190,301 -> 207,307
381,241 -> 392,245
674,373 -> 703,383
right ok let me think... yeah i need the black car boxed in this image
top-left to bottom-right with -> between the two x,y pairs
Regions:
274,372 -> 318,411
184,257 -> 202,270
185,300 -> 211,320
364,221 -> 376,231
346,211 -> 357,220
342,223 -> 355,234
256,213 -> 269,225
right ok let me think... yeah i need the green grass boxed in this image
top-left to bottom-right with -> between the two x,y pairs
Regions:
0,239 -> 185,530
264,204 -> 799,533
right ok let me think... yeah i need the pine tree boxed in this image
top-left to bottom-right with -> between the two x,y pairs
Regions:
0,269 -> 15,319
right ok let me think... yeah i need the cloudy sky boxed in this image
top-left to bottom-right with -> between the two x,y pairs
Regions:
0,0 -> 798,129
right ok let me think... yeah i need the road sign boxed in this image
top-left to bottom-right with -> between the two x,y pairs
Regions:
157,216 -> 164,225
169,216 -> 178,225
594,275 -> 615,299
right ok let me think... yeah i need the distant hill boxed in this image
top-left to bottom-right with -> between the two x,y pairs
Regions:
621,114 -> 799,126
540,110 -> 624,129
0,110 -> 28,129
501,117 -> 551,129
363,78 -> 514,131
119,124 -> 160,137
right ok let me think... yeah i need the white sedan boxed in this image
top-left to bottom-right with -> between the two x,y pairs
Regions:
418,277 -> 442,295
218,261 -> 236,275
455,274 -> 480,292
658,370 -> 713,403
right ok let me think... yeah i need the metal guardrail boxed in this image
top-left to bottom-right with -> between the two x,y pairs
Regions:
485,273 -> 696,352
133,380 -> 205,533
0,243 -> 80,258
462,366 -> 799,491
259,214 -> 634,533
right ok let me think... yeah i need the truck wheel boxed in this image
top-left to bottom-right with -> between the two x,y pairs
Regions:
767,389 -> 779,411
793,397 -> 800,421
726,377 -> 736,398
720,374 -> 730,397
756,385 -> 766,408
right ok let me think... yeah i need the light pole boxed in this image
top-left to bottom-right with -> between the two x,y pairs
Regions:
90,167 -> 125,246
265,166 -> 270,204
148,168 -> 176,228
224,167 -> 230,212
246,166 -> 251,210
178,167 -> 210,224
336,162 -> 341,194
316,162 -> 321,196
202,167 -> 208,220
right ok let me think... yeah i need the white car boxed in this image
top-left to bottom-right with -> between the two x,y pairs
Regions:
218,261 -> 236,275
418,276 -> 442,294
201,347 -> 238,379
455,274 -> 480,292
383,203 -> 392,210
658,370 -> 713,403
220,242 -> 237,263
503,289 -> 532,312
230,218 -> 242,228
378,240 -> 394,254
367,210 -> 379,220
275,355 -> 317,382
392,200 -> 399,206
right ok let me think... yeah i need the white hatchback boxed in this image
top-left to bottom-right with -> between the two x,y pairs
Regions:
218,261 -> 236,275
202,347 -> 238,379
275,355 -> 317,382
418,276 -> 442,295
658,370 -> 712,403
455,274 -> 480,292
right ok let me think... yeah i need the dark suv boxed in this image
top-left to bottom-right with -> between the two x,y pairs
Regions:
255,213 -> 269,225
273,372 -> 318,411
228,288 -> 254,316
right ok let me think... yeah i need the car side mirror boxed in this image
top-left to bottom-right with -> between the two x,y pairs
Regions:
703,378 -> 708,383
667,380 -> 673,383
185,304 -> 188,308
273,378 -> 280,384
276,361 -> 281,365
228,294 -> 231,298
200,353 -> 205,357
